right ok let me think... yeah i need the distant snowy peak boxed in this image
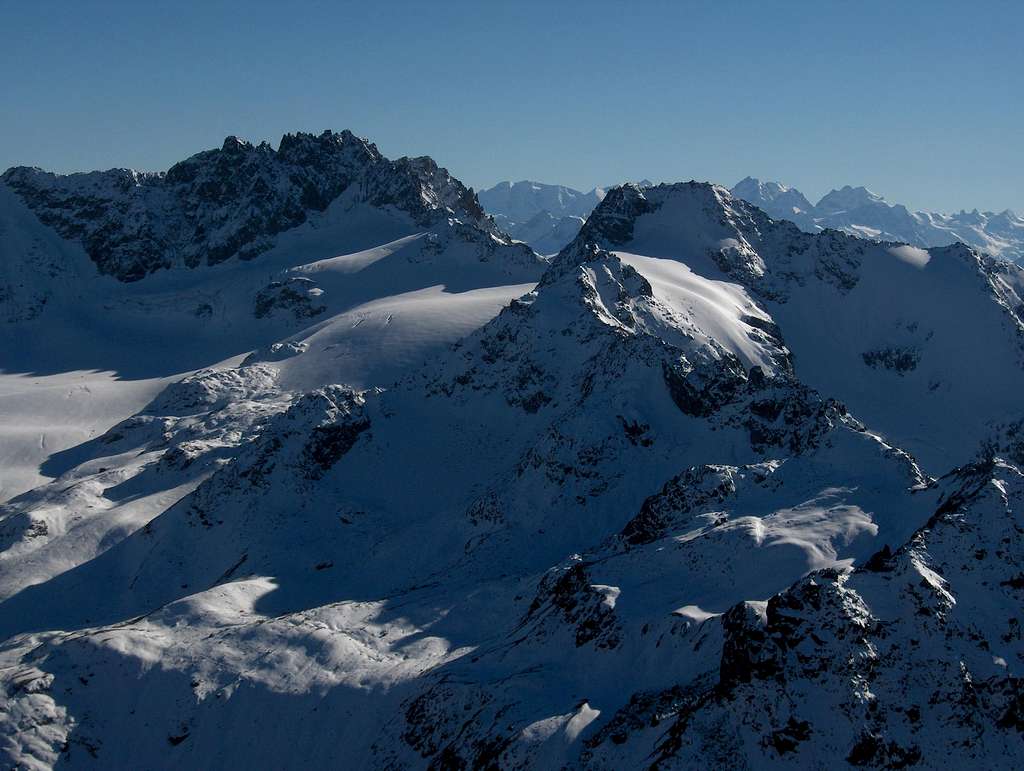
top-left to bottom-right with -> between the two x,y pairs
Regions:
478,180 -> 604,223
730,177 -> 1024,263
478,178 -> 653,255
731,176 -> 815,219
2,130 -> 504,282
814,184 -> 887,214
512,210 -> 586,256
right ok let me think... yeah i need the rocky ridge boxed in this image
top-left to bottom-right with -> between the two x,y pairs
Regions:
2,130 -> 503,281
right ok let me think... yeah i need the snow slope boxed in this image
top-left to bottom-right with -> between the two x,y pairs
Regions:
0,369 -> 176,503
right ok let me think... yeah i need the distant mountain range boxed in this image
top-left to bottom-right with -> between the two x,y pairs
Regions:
477,180 -> 606,224
481,177 -> 1024,263
733,177 -> 1024,264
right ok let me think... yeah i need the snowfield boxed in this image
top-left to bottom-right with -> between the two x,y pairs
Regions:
0,370 -> 174,502
2,135 -> 1024,769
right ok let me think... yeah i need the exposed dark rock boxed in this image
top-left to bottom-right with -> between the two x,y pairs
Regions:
662,354 -> 746,418
253,277 -> 326,320
862,346 -> 922,374
621,465 -> 737,546
301,419 -> 370,479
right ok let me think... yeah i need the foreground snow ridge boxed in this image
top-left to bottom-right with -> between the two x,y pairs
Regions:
2,138 -> 1024,769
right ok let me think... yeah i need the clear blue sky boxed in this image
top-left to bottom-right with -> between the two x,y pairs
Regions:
2,0 -> 1021,212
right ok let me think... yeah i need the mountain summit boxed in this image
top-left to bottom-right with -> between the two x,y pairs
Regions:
814,184 -> 887,214
0,130 -> 543,496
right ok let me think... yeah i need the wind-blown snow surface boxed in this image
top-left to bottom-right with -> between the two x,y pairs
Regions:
2,166 -> 1024,769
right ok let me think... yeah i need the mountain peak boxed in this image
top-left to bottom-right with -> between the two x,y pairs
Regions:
729,177 -> 815,228
732,176 -> 790,197
815,184 -> 886,213
727,181 -> 1023,263
220,135 -> 252,153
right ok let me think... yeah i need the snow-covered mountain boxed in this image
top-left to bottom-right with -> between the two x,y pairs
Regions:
2,149 -> 1024,769
732,176 -> 1024,264
729,176 -> 817,231
3,130 -> 504,284
508,210 -> 588,256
